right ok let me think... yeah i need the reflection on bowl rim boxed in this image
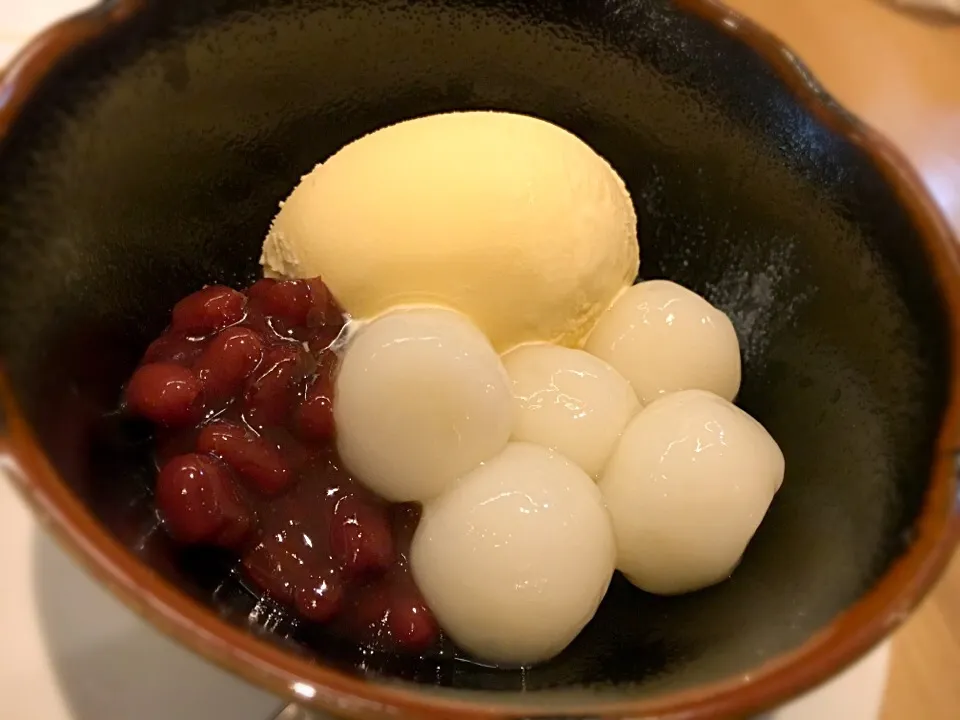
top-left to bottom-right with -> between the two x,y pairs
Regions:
0,0 -> 958,718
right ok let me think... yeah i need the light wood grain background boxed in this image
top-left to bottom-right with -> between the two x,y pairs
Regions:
722,1 -> 960,718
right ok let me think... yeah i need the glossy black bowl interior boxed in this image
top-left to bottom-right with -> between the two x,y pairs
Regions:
0,0 -> 950,702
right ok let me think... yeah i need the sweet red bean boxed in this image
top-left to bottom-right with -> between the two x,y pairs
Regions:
197,422 -> 291,496
142,333 -> 205,366
247,278 -> 278,304
306,313 -> 344,342
329,496 -> 394,578
155,453 -> 251,547
242,542 -> 295,602
387,596 -> 439,651
193,327 -> 264,405
171,285 -> 246,334
306,328 -> 341,354
306,278 -> 343,325
243,345 -> 313,431
294,574 -> 344,623
305,278 -> 331,309
259,279 -> 314,325
296,375 -> 335,442
261,427 -> 310,477
126,363 -> 202,426
315,349 -> 339,379
129,275 -> 443,640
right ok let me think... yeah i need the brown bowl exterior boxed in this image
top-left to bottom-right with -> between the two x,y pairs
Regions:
0,0 -> 958,718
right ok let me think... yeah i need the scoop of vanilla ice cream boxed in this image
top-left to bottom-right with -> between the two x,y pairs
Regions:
262,111 -> 638,352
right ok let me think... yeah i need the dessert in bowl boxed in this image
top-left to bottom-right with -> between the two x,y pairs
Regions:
122,109 -> 786,667
0,0 -> 957,718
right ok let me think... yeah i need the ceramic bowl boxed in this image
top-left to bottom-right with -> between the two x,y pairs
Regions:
0,0 -> 958,718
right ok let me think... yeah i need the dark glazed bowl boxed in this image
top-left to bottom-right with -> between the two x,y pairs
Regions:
1,0 -> 958,718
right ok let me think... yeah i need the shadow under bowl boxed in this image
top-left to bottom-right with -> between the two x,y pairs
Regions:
0,0 -> 958,718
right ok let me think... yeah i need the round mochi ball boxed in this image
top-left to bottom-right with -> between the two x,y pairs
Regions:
411,442 -> 616,665
335,306 -> 513,502
586,280 -> 741,404
502,343 -> 639,477
599,389 -> 784,595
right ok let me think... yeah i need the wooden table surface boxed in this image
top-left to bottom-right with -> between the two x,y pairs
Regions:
721,1 -> 960,718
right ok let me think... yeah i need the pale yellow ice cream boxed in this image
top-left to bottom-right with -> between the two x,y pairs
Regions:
261,111 -> 638,352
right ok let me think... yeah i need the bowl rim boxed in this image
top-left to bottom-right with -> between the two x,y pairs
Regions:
1,0 -> 959,718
